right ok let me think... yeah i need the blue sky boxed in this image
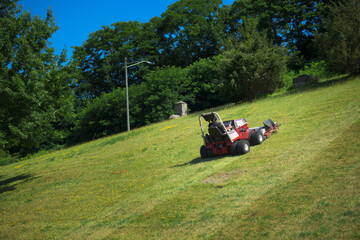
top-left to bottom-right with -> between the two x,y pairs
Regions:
18,0 -> 236,57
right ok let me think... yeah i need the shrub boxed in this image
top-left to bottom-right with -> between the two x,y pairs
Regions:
216,20 -> 288,102
298,61 -> 329,79
69,88 -> 126,144
186,57 -> 224,111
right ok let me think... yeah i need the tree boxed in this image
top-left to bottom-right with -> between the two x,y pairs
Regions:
185,57 -> 224,111
72,20 -> 159,102
315,0 -> 360,74
228,0 -> 330,69
216,20 -> 287,102
157,0 -> 225,67
0,0 -> 74,155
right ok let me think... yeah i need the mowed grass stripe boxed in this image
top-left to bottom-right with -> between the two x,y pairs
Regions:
217,120 -> 360,239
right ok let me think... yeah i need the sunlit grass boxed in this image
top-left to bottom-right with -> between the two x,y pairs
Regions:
0,76 -> 359,239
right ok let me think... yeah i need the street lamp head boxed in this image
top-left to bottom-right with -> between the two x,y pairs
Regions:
126,60 -> 154,68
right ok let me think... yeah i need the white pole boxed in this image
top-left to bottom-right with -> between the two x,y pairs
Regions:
124,59 -> 152,132
125,57 -> 130,132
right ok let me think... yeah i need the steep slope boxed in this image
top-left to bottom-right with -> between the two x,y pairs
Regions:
1,76 -> 359,239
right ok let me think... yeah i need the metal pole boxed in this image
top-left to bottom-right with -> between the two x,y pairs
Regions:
125,57 -> 130,132
124,59 -> 152,132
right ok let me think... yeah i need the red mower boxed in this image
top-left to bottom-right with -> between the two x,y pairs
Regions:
199,112 -> 279,158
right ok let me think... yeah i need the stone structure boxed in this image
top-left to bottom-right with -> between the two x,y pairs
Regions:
293,75 -> 318,88
169,101 -> 188,120
175,101 -> 187,116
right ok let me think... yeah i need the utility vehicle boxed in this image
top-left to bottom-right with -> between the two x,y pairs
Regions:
199,112 -> 279,158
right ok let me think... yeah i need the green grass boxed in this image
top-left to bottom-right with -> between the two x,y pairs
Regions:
1,76 -> 360,239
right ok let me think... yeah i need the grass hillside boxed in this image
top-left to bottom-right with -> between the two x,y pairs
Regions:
1,76 -> 360,239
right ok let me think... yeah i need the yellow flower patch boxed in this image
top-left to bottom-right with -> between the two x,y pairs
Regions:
160,125 -> 177,131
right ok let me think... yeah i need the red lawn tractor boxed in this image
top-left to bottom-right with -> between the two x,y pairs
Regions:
199,112 -> 279,158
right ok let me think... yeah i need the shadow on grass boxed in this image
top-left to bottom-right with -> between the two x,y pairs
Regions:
280,74 -> 358,97
172,155 -> 229,168
0,173 -> 36,194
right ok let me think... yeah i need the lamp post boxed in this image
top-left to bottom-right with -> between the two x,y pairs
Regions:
124,58 -> 153,132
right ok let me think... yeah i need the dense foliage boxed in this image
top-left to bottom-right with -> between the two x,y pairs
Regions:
228,0 -> 332,70
71,20 -> 157,101
0,1 -> 74,157
1,0 -> 359,159
217,20 -> 288,101
315,0 -> 360,74
69,88 -> 126,144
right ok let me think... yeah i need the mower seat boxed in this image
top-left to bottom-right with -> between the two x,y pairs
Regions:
208,127 -> 227,142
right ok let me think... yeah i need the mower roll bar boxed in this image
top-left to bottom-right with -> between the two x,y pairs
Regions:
199,112 -> 234,145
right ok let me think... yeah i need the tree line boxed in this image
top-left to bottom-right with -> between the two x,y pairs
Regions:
1,0 -> 359,160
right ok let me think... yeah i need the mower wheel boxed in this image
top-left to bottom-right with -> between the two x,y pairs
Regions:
229,141 -> 238,155
207,147 -> 214,158
237,140 -> 250,155
251,131 -> 264,145
200,145 -> 208,158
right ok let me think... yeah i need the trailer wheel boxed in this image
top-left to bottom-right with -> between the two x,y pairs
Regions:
200,145 -> 208,158
229,141 -> 238,155
251,131 -> 264,145
237,140 -> 250,155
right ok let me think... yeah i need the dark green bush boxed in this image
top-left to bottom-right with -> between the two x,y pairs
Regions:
69,88 -> 126,144
315,0 -> 360,74
216,20 -> 288,102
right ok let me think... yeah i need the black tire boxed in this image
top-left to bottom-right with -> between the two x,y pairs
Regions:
251,131 -> 264,145
229,141 -> 238,155
236,140 -> 250,155
200,145 -> 208,158
207,147 -> 214,158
